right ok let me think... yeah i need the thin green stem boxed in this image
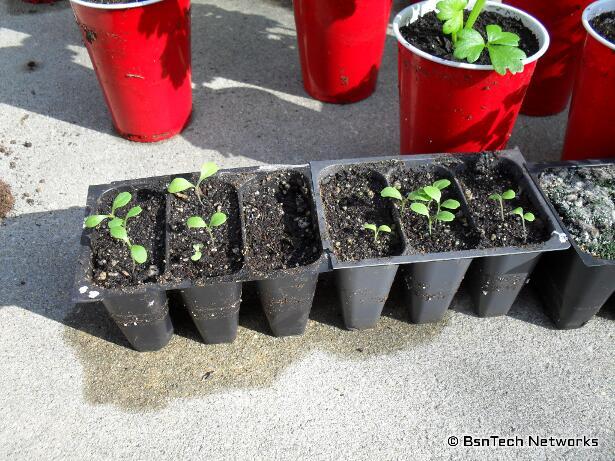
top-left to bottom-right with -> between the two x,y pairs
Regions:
499,199 -> 504,221
465,0 -> 486,30
452,31 -> 457,44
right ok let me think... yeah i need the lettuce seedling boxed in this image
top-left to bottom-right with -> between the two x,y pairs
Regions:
511,207 -> 535,241
84,191 -> 132,229
488,189 -> 516,220
109,225 -> 148,265
408,179 -> 460,235
381,179 -> 452,213
436,0 -> 526,75
167,162 -> 219,204
187,211 -> 228,241
363,223 -> 392,243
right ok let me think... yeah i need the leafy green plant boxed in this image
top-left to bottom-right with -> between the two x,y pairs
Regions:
363,223 -> 392,243
436,0 -> 526,75
167,162 -> 219,204
407,180 -> 461,235
488,189 -> 516,220
187,211 -> 228,241
511,207 -> 535,241
110,225 -> 148,265
84,191 -> 133,229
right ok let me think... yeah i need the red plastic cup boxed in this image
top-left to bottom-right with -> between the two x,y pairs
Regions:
505,0 -> 593,116
563,0 -> 615,160
293,0 -> 393,103
69,0 -> 192,142
393,1 -> 550,154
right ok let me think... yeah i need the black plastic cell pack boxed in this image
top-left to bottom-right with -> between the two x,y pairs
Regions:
528,159 -> 615,329
73,150 -> 577,351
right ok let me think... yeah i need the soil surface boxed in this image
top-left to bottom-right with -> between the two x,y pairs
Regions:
400,10 -> 539,65
591,11 -> 615,45
242,170 -> 321,274
453,153 -> 550,248
167,176 -> 243,281
389,166 -> 480,253
539,165 -> 615,260
0,180 -> 14,219
320,164 -> 403,262
90,186 -> 166,289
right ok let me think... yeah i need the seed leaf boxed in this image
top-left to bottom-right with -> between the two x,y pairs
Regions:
84,215 -> 108,228
191,244 -> 203,262
363,223 -> 377,232
511,207 -> 524,217
378,225 -> 392,234
381,187 -> 403,201
199,162 -> 219,183
209,212 -> 228,228
423,186 -> 442,202
125,206 -> 142,219
502,189 -> 516,200
112,192 -> 132,214
107,217 -> 124,229
454,28 -> 485,63
436,211 -> 456,222
433,179 -> 451,190
168,177 -> 194,194
441,199 -> 460,210
110,226 -> 128,242
187,216 -> 207,228
524,212 -> 535,222
130,245 -> 147,264
410,202 -> 430,217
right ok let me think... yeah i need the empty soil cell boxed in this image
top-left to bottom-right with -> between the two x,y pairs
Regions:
389,165 -> 480,253
242,170 -> 321,275
453,153 -> 550,248
319,163 -> 403,262
539,165 -> 615,260
167,176 -> 244,281
89,184 -> 166,289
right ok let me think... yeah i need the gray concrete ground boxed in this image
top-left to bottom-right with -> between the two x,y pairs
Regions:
0,0 -> 613,460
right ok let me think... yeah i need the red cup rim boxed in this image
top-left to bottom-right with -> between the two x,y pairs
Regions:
393,0 -> 550,71
69,0 -> 164,10
583,0 -> 615,51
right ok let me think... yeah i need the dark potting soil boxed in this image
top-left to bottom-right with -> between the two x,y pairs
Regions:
389,166 -> 480,253
454,153 -> 549,248
167,176 -> 243,281
399,11 -> 539,65
90,186 -> 166,289
591,11 -> 615,45
539,165 -> 615,260
0,180 -> 14,219
320,164 -> 403,262
242,170 -> 321,274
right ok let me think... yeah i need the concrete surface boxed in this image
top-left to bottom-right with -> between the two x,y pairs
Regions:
0,0 -> 613,460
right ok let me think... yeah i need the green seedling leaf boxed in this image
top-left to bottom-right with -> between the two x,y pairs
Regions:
380,187 -> 403,201
363,223 -> 377,233
130,245 -> 147,264
488,44 -> 526,75
199,162 -> 219,183
511,207 -> 524,217
454,28 -> 485,63
209,212 -> 228,228
486,24 -> 520,47
112,192 -> 132,214
378,225 -> 392,234
125,206 -> 142,219
110,226 -> 128,242
433,179 -> 451,190
436,211 -> 456,222
502,189 -> 516,200
191,244 -> 203,262
441,199 -> 461,210
187,216 -> 207,228
436,0 -> 467,36
84,215 -> 108,228
168,177 -> 194,194
410,202 -> 430,217
108,217 -> 124,229
488,193 -> 501,201
408,190 -> 431,202
524,212 -> 535,222
423,186 -> 442,203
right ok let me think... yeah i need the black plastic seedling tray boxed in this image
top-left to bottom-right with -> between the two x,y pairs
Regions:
310,149 -> 570,329
527,159 -> 615,329
73,165 -> 328,351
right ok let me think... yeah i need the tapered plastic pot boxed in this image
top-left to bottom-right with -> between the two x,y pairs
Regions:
505,0 -> 592,116
393,1 -> 550,154
293,0 -> 393,103
466,253 -> 540,317
403,259 -> 472,324
103,289 -> 173,352
179,282 -> 242,344
335,265 -> 399,330
257,272 -> 319,336
69,0 -> 192,142
562,0 -> 615,160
